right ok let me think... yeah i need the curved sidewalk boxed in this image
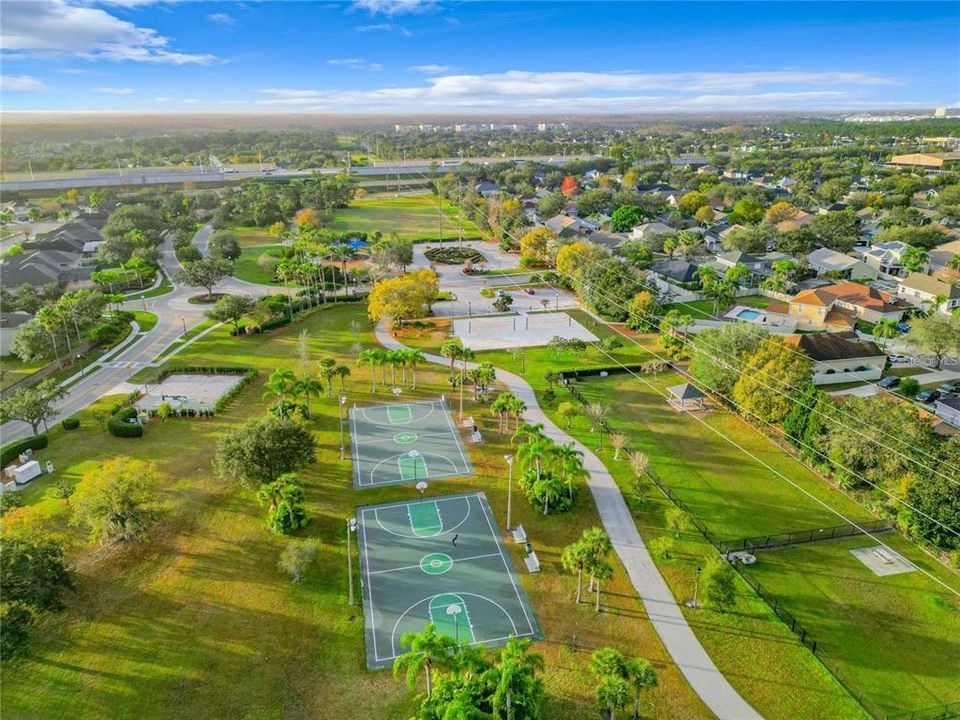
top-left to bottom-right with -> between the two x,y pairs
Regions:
376,321 -> 762,720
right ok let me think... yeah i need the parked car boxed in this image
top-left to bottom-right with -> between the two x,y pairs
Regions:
937,381 -> 960,394
523,288 -> 535,295
895,322 -> 911,333
888,354 -> 911,364
917,390 -> 941,404
878,376 -> 901,389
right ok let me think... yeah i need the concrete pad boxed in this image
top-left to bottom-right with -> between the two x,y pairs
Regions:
850,545 -> 916,576
136,373 -> 243,411
453,311 -> 599,350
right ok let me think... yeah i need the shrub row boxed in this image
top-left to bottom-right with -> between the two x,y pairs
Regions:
109,391 -> 143,416
0,435 -> 49,467
231,297 -> 367,336
153,365 -> 251,385
213,369 -> 257,413
108,407 -> 143,438
425,246 -> 485,264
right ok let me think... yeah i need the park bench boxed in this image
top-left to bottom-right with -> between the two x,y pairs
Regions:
524,551 -> 540,573
875,547 -> 895,564
512,524 -> 527,544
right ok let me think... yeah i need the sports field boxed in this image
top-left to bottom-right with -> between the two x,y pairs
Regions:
356,492 -> 541,669
332,195 -> 483,241
350,399 -> 474,489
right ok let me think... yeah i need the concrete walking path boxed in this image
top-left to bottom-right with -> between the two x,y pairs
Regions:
376,321 -> 762,720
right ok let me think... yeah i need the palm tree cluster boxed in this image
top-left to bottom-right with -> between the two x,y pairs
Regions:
512,422 -> 588,514
590,647 -> 658,720
561,527 -> 614,611
490,392 -> 528,434
356,348 -> 426,392
262,360 -> 350,420
696,262 -> 751,315
394,625 -> 546,720
271,227 -> 361,303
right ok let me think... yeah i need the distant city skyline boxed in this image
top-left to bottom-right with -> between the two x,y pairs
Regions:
1,1 -> 958,113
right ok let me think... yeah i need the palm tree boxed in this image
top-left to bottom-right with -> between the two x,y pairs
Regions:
596,676 -> 631,720
406,349 -> 425,389
625,658 -> 658,719
627,450 -> 650,496
517,435 -> 554,482
872,318 -> 899,348
901,245 -> 929,273
561,540 -> 590,604
491,392 -> 515,434
553,443 -> 585,499
440,337 -> 464,376
330,243 -> 357,296
457,347 -> 476,418
393,624 -> 458,700
609,432 -> 628,461
590,557 -> 614,612
386,349 -> 403,388
509,396 -> 528,431
512,421 -> 545,447
295,377 -> 323,419
357,349 -> 381,393
581,527 -> 613,594
263,368 -> 297,417
491,638 -> 546,720
334,364 -> 351,393
318,357 -> 337,395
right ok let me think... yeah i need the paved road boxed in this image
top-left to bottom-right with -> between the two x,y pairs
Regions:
376,321 -> 762,720
0,228 -> 273,442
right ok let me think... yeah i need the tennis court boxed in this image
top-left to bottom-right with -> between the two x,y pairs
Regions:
350,399 -> 474,489
356,492 -> 541,669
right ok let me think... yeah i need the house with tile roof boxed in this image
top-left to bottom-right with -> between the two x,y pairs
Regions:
806,247 -> 878,281
787,281 -> 911,331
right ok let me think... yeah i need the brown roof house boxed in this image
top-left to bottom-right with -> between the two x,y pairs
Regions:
784,333 -> 887,386
787,281 -> 911,331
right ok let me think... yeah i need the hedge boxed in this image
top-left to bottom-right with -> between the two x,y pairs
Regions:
61,418 -> 80,431
108,407 -> 143,438
1,435 -> 49,467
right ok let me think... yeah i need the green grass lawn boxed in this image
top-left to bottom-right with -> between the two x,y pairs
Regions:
331,195 -> 484,242
394,316 -> 879,718
230,226 -> 280,247
234,243 -> 283,285
663,295 -> 771,320
124,271 -> 173,300
132,310 -> 159,333
746,534 -> 960,715
883,366 -> 927,378
1,304 -> 712,720
0,356 -> 46,391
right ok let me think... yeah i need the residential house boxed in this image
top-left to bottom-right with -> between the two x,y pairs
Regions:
543,214 -> 585,238
649,259 -> 701,284
0,311 -> 34,356
670,154 -> 709,170
787,281 -> 911,331
861,241 -> 911,277
929,239 -> 960,274
896,273 -> 960,314
806,247 -> 878,281
474,182 -> 501,198
933,394 -> 960,429
775,209 -> 814,233
713,250 -> 792,287
28,219 -> 103,254
630,222 -> 674,241
0,249 -> 93,289
784,333 -> 887,386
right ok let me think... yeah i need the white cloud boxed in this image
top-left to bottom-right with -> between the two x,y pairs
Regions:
1,74 -> 49,91
408,64 -> 455,75
153,96 -> 171,102
328,58 -> 383,71
357,23 -> 411,36
1,0 -> 215,64
254,68 -> 900,112
181,98 -> 200,103
207,12 -> 235,25
95,85 -> 135,94
351,0 -> 433,15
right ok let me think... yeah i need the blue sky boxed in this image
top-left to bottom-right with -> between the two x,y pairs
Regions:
2,1 -> 958,113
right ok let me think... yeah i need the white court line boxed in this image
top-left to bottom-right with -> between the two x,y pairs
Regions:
371,497 -> 472,540
477,494 -> 536,637
350,409 -> 361,486
368,451 -> 458,487
360,508 -> 379,661
440,402 -> 471,471
367,552 -> 500,576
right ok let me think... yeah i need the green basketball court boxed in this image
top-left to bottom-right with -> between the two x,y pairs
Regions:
350,399 -> 474,489
356,492 -> 541,669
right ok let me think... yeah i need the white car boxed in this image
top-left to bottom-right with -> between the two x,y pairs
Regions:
727,551 -> 757,565
888,354 -> 911,364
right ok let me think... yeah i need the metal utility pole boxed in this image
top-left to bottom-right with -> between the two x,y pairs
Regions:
347,518 -> 357,605
339,396 -> 347,459
504,454 -> 515,530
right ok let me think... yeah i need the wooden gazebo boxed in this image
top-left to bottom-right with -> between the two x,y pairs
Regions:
667,383 -> 706,411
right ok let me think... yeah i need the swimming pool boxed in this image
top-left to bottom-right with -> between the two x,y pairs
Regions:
737,309 -> 763,321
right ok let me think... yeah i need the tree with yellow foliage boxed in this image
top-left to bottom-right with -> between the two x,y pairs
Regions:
763,201 -> 798,225
367,269 -> 439,327
294,207 -> 321,230
71,458 -> 163,544
519,227 -> 555,267
556,240 -> 611,287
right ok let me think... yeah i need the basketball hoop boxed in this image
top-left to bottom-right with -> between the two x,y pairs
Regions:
416,481 -> 428,495
392,387 -> 402,395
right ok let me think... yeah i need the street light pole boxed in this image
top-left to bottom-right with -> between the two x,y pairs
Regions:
693,565 -> 702,609
504,454 -> 514,531
180,316 -> 187,337
347,518 -> 357,605
339,395 -> 347,459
